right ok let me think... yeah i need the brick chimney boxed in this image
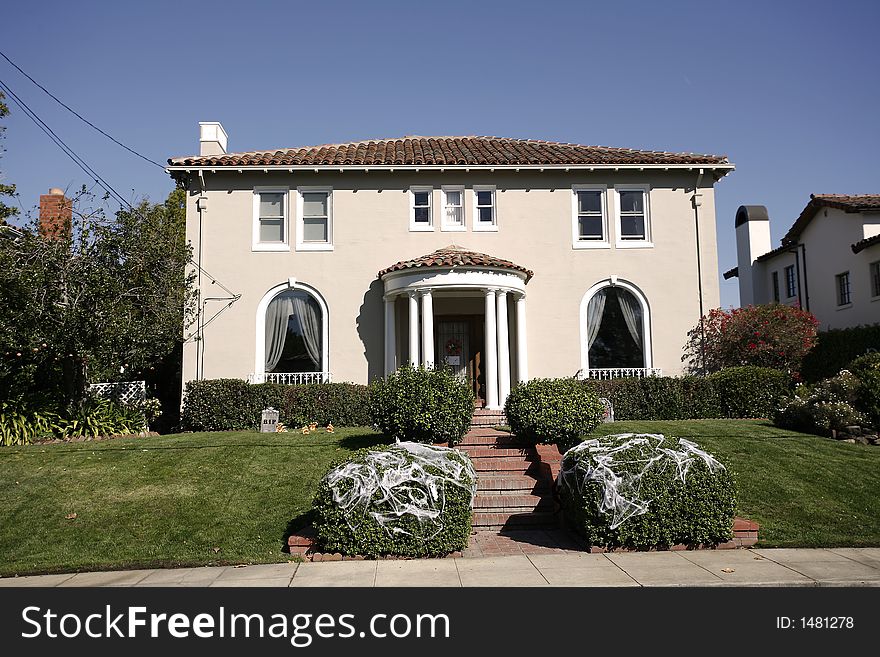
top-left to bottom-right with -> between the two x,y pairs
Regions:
39,187 -> 72,239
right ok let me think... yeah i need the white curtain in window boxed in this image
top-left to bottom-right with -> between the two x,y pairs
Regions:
586,289 -> 607,349
291,295 -> 322,370
616,290 -> 643,349
265,295 -> 294,372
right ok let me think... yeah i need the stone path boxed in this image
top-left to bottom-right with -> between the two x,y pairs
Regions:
3,548 -> 880,587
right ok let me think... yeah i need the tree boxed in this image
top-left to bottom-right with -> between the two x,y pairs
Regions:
682,304 -> 819,376
0,186 -> 196,407
0,90 -> 18,224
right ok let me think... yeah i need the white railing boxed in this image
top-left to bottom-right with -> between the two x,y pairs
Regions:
582,368 -> 662,380
249,372 -> 332,385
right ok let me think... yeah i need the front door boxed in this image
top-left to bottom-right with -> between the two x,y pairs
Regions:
436,317 -> 484,406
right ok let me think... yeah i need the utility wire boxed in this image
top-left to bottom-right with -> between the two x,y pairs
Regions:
0,77 -> 130,209
0,49 -> 165,169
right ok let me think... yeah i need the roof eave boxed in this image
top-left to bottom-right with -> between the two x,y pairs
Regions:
166,163 -> 734,174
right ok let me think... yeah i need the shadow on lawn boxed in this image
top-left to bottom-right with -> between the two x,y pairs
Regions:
282,509 -> 316,553
337,432 -> 390,450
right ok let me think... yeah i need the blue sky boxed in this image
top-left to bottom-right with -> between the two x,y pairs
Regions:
2,0 -> 878,308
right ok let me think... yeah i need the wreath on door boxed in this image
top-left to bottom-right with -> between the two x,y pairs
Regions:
445,337 -> 463,356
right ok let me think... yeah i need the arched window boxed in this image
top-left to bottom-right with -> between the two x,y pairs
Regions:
581,281 -> 651,371
264,289 -> 324,373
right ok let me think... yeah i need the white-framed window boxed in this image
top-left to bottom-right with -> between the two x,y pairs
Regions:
836,271 -> 851,306
784,265 -> 796,298
252,187 -> 289,252
441,186 -> 466,232
571,185 -> 609,249
296,187 -> 333,251
473,185 -> 497,231
409,186 -> 433,231
613,185 -> 652,247
870,261 -> 880,299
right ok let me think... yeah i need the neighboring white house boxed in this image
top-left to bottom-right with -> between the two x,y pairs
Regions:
167,123 -> 734,408
727,195 -> 880,329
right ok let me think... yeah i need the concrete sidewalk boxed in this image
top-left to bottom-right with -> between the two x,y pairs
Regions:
2,548 -> 880,587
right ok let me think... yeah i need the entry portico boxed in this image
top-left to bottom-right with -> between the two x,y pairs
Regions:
379,246 -> 532,409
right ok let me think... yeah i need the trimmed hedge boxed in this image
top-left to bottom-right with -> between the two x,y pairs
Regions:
588,368 -> 790,421
504,378 -> 606,448
313,443 -> 475,557
801,324 -> 880,382
283,383 -> 371,428
708,366 -> 792,419
368,366 -> 474,445
181,379 -> 286,431
559,434 -> 736,550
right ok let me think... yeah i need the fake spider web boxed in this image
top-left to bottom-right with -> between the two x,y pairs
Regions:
324,441 -> 477,539
558,433 -> 725,529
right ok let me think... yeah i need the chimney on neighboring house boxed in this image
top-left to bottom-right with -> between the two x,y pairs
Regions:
734,205 -> 772,306
199,121 -> 228,156
39,187 -> 72,239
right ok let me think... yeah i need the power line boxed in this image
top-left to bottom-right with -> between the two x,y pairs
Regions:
0,49 -> 165,169
0,77 -> 130,209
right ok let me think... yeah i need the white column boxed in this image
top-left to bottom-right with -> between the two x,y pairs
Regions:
421,289 -> 434,367
496,290 -> 511,406
384,296 -> 396,375
408,292 -> 419,367
484,289 -> 499,409
515,293 -> 528,383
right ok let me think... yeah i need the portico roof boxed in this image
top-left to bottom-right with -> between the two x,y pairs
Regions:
377,245 -> 533,281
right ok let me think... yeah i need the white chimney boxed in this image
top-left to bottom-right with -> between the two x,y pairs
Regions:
735,205 -> 772,306
199,122 -> 228,156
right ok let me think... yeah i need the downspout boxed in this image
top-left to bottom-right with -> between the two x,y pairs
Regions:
196,170 -> 207,380
799,243 -> 810,312
692,168 -> 706,374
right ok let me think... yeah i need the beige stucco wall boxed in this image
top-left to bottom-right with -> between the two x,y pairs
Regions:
181,169 -> 722,386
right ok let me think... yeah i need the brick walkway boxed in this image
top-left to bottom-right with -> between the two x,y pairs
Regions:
464,529 -> 585,558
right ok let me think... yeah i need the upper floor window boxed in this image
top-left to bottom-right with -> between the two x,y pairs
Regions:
473,186 -> 497,231
871,261 -> 880,298
296,188 -> 333,251
572,186 -> 609,249
441,186 -> 465,231
836,271 -> 851,306
772,271 -> 780,302
784,265 -> 796,298
410,187 -> 433,231
253,188 -> 289,252
614,186 -> 652,247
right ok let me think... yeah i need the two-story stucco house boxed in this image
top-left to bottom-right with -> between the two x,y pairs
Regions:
166,123 -> 734,409
728,195 -> 880,329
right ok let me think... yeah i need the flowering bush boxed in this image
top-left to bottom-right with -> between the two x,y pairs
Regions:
773,370 -> 869,435
682,304 -> 819,375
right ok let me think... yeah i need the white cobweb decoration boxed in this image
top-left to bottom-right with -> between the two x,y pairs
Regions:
324,441 -> 477,540
558,433 -> 725,529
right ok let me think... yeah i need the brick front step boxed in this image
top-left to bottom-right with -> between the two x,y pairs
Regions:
473,511 -> 559,529
458,434 -> 520,447
470,458 -> 538,473
477,476 -> 548,493
474,493 -> 554,510
458,446 -> 535,459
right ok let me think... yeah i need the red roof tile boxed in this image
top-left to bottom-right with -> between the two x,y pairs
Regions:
168,136 -> 729,168
852,233 -> 880,254
378,245 -> 533,280
784,194 -> 880,243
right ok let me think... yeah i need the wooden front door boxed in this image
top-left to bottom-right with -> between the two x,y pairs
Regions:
436,317 -> 485,406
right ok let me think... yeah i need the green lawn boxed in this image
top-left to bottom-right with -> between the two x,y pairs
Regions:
587,420 -> 880,549
0,427 -> 386,577
0,420 -> 878,577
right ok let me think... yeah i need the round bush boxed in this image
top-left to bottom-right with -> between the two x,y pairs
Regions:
558,433 -> 736,550
504,378 -> 605,447
368,366 -> 474,444
312,442 -> 476,557
848,352 -> 880,428
708,366 -> 792,418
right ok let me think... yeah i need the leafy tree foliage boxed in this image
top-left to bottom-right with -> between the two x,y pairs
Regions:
0,186 -> 196,407
682,304 -> 819,376
0,90 -> 18,224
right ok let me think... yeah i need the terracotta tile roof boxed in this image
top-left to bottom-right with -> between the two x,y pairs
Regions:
851,233 -> 880,254
168,136 -> 730,168
784,194 -> 880,242
378,245 -> 533,280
